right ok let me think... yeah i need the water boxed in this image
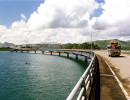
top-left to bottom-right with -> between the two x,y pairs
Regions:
0,51 -> 88,100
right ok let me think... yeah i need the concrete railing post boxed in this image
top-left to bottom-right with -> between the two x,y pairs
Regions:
50,51 -> 52,55
76,54 -> 78,60
81,79 -> 87,100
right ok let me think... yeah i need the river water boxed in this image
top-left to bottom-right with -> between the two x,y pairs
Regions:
0,51 -> 88,100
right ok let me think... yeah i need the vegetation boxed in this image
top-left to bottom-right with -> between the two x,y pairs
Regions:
0,47 -> 11,51
91,39 -> 130,50
61,39 -> 130,50
61,43 -> 101,49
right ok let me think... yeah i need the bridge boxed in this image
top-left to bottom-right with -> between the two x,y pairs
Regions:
11,48 -> 93,62
11,48 -> 130,100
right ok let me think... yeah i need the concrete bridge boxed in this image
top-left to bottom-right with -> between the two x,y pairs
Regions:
11,48 -> 130,100
11,48 -> 93,62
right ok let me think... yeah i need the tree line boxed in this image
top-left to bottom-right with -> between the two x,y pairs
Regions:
61,42 -> 101,49
0,47 -> 11,51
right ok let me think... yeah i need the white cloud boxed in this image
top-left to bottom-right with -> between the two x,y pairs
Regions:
92,0 -> 130,40
0,0 -> 129,44
27,0 -> 98,30
0,0 -> 98,44
20,13 -> 26,20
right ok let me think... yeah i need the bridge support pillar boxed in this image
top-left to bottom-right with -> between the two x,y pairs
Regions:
21,50 -> 23,53
76,54 -> 78,60
85,56 -> 88,62
67,53 -> 69,58
42,51 -> 44,54
34,51 -> 36,54
50,51 -> 52,55
88,53 -> 91,59
59,52 -> 60,56
81,51 -> 82,55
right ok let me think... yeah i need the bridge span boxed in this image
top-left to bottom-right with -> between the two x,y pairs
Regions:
11,48 -> 130,100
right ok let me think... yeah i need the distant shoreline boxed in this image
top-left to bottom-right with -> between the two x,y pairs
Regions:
0,47 -> 11,51
0,50 -> 10,51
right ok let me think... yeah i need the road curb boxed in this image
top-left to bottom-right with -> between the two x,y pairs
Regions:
104,60 -> 130,100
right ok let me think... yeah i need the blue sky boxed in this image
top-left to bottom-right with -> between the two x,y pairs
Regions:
0,0 -> 103,26
0,0 -> 44,26
90,0 -> 104,18
96,0 -> 104,3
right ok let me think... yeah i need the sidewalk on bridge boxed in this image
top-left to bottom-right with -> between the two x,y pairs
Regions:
97,55 -> 127,100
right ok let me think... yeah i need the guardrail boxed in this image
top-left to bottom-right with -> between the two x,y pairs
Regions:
66,52 -> 99,100
121,50 -> 130,54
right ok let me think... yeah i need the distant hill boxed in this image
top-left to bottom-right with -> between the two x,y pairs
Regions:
0,42 -> 14,47
91,39 -> 130,49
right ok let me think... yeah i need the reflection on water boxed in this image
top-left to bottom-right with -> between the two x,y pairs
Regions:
0,51 -> 88,100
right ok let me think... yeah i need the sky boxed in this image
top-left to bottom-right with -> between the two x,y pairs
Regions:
0,0 -> 130,44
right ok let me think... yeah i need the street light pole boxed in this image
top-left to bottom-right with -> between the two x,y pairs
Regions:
91,32 -> 92,55
91,30 -> 100,55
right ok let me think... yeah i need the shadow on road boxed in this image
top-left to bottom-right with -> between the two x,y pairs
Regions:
110,55 -> 125,58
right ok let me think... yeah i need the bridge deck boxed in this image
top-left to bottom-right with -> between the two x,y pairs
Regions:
97,55 -> 127,100
95,50 -> 130,98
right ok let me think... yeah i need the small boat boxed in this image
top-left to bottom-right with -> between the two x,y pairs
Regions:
25,62 -> 30,64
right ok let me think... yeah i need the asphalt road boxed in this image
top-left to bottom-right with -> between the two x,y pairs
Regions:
94,50 -> 130,97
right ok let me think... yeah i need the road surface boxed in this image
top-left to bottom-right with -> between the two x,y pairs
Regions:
94,50 -> 130,96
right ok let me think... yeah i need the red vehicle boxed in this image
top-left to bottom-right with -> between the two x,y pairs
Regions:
107,42 -> 121,57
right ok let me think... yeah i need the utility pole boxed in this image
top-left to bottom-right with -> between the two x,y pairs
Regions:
91,30 -> 100,55
91,32 -> 92,55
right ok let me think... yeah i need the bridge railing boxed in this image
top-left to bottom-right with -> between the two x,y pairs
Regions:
66,52 -> 98,100
121,50 -> 130,54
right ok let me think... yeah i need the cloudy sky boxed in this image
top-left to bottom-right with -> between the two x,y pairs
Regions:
0,0 -> 130,44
